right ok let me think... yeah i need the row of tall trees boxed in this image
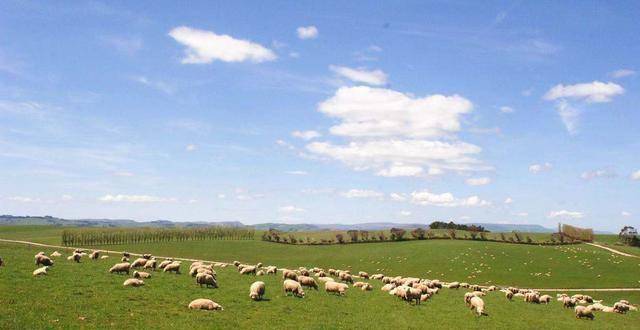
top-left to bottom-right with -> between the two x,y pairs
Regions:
62,226 -> 255,246
428,221 -> 488,232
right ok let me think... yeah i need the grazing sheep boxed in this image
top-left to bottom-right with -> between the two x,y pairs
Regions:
256,262 -> 263,268
563,297 -> 578,308
123,252 -> 130,258
240,266 -> 257,275
353,281 -> 368,288
70,253 -> 81,263
130,258 -> 148,268
283,279 -> 305,298
266,266 -> 277,274
35,255 -> 53,267
524,292 -> 540,304
158,259 -> 173,269
133,271 -> 151,279
328,269 -> 337,276
142,254 -> 152,259
164,262 -> 181,274
250,281 -> 266,301
317,271 -> 327,278
613,302 -> 630,314
575,306 -> 595,320
123,278 -> 145,287
420,293 -> 432,302
339,272 -> 354,284
196,273 -> 218,288
90,251 -> 100,260
298,276 -> 319,290
299,269 -> 310,276
382,276 -> 392,284
50,251 -> 62,257
381,283 -> 396,292
188,299 -> 223,311
325,281 -> 349,296
33,266 -> 48,276
505,291 -> 514,300
447,282 -> 460,289
358,271 -> 369,279
361,283 -> 373,291
144,259 -> 157,271
233,261 -> 241,267
371,274 -> 384,280
404,287 -> 422,304
190,261 -> 203,270
317,277 -> 335,283
539,295 -> 552,304
283,270 -> 298,281
100,255 -> 109,260
109,262 -> 131,275
256,270 -> 265,276
469,296 -> 487,316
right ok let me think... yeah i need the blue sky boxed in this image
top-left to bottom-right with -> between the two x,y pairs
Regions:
0,1 -> 638,231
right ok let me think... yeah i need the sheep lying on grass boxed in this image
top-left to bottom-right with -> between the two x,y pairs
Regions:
100,255 -> 109,260
50,251 -> 62,257
123,278 -> 144,287
133,271 -> 151,279
250,281 -> 266,301
33,266 -> 49,276
283,279 -> 305,298
188,299 -> 223,311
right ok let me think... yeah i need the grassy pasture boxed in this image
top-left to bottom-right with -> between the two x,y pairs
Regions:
1,242 -> 639,329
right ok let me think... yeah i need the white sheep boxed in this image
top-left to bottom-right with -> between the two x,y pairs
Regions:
575,305 -> 595,320
33,266 -> 49,276
133,271 -> 151,279
250,281 -> 266,301
325,281 -> 349,296
188,299 -> 223,311
109,262 -> 131,275
123,278 -> 145,287
469,296 -> 487,316
164,262 -> 181,274
283,279 -> 305,297
196,273 -> 218,288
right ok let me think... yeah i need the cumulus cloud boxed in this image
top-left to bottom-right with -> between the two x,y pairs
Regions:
529,162 -> 552,174
168,26 -> 276,64
99,194 -> 177,203
340,189 -> 383,199
291,130 -> 321,140
609,69 -> 636,79
329,65 -> 388,86
548,210 -> 584,219
581,168 -> 616,180
389,193 -> 407,202
544,81 -> 624,103
465,177 -> 491,186
631,170 -> 640,181
500,106 -> 514,113
279,205 -> 305,213
304,86 -> 485,177
410,190 -> 490,207
296,26 -> 318,39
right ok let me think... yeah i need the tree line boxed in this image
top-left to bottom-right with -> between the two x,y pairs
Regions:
61,226 -> 255,246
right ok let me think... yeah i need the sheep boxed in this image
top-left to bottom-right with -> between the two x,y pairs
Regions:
469,296 -> 487,316
283,279 -> 305,298
233,261 -> 241,266
69,253 -> 81,263
575,306 -> 595,320
539,295 -> 552,304
404,287 -> 422,304
381,276 -> 392,284
123,252 -> 130,258
142,254 -> 152,259
256,270 -> 265,276
563,297 -> 578,308
133,271 -> 151,279
266,266 -> 277,274
298,276 -> 319,290
358,271 -> 369,279
190,261 -> 203,270
109,262 -> 131,275
524,292 -> 540,304
505,291 -> 514,300
158,259 -> 173,269
35,255 -> 53,267
144,259 -> 157,271
299,268 -> 310,276
361,283 -> 373,291
130,258 -> 148,268
50,251 -> 62,257
100,255 -> 109,260
371,274 -> 384,280
339,272 -> 354,284
447,281 -> 460,289
353,281 -> 368,288
188,299 -> 223,311
121,257 -> 129,262
164,262 -> 181,274
420,293 -> 432,302
196,273 -> 218,288
240,266 -> 257,275
256,262 -> 263,268
35,251 -> 45,257
381,283 -> 396,292
283,270 -> 298,281
250,281 -> 266,301
123,278 -> 145,287
328,269 -> 337,276
613,302 -> 630,314
33,266 -> 49,276
90,251 -> 100,260
325,281 -> 349,296
317,277 -> 335,283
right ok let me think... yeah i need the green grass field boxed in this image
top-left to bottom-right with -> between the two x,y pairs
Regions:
1,226 -> 639,329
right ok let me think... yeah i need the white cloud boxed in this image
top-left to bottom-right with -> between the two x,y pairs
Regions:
279,205 -> 305,213
500,106 -> 514,113
329,65 -> 388,86
276,139 -> 295,150
465,177 -> 491,186
548,210 -> 584,219
410,190 -> 490,207
504,197 -> 513,204
376,164 -> 424,177
399,210 -> 412,216
390,193 -> 407,202
631,170 -> 640,181
621,211 -> 632,217
286,170 -> 308,175
291,130 -> 321,140
544,81 -> 624,103
168,26 -> 276,64
185,144 -> 197,151
8,196 -> 38,203
554,100 -> 580,134
61,194 -> 74,201
341,189 -> 383,199
609,69 -> 636,79
529,162 -> 553,174
296,26 -> 318,39
513,212 -> 528,217
99,194 -> 177,203
581,168 -> 616,180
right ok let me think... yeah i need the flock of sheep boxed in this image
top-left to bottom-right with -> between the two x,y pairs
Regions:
26,248 -> 639,320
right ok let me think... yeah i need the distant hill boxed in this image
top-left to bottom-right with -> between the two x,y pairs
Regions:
467,223 -> 556,233
0,215 -> 243,228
